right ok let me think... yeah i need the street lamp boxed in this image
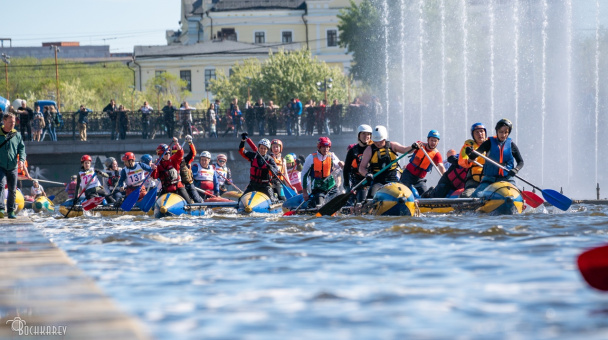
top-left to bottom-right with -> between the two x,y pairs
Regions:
128,85 -> 135,111
316,78 -> 333,104
155,85 -> 162,111
49,45 -> 61,108
1,53 -> 9,100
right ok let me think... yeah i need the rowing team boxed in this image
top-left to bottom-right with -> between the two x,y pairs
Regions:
72,118 -> 522,210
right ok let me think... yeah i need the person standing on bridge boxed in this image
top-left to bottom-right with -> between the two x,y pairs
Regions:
0,112 -> 26,218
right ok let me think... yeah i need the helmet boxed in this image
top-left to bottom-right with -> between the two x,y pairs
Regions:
270,139 -> 283,152
81,154 -> 92,163
258,138 -> 271,149
285,154 -> 295,163
495,118 -> 513,133
171,144 -> 180,154
200,151 -> 212,159
470,122 -> 487,139
122,152 -> 135,161
104,157 -> 116,168
357,124 -> 373,134
317,136 -> 332,148
288,153 -> 297,160
140,154 -> 152,164
156,144 -> 169,156
217,153 -> 227,161
372,125 -> 388,142
427,129 -> 440,140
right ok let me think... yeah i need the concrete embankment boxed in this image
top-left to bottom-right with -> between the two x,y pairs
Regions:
0,216 -> 150,339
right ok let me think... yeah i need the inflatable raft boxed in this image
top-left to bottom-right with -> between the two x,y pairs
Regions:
32,196 -> 55,213
59,199 -> 153,218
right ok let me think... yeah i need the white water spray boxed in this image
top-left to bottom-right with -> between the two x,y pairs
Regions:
418,0 -> 424,138
383,0 -> 390,127
461,0 -> 469,140
513,0 -> 519,144
489,0 -> 495,125
441,0 -> 446,148
595,0 -> 600,186
541,0 -> 548,185
401,0 -> 407,141
566,0 -> 573,183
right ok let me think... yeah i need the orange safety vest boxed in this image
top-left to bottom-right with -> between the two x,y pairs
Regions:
406,146 -> 438,178
312,152 -> 333,179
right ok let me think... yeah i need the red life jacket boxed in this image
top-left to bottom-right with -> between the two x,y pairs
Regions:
406,147 -> 439,178
446,166 -> 468,190
157,160 -> 182,192
250,155 -> 271,184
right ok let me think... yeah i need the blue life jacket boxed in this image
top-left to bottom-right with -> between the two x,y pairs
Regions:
483,137 -> 514,177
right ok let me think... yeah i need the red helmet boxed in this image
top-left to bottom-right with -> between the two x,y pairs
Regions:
271,139 -> 283,152
171,144 -> 180,154
122,152 -> 135,161
156,144 -> 168,156
81,154 -> 92,163
317,137 -> 331,148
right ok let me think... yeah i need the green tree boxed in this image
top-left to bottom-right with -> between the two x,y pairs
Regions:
144,72 -> 191,109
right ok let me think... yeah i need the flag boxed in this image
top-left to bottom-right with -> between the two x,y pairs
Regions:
82,196 -> 105,211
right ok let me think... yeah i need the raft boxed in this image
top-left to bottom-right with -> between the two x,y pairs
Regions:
237,191 -> 282,214
32,196 -> 55,213
3,189 -> 25,214
59,199 -> 153,218
153,193 -> 241,218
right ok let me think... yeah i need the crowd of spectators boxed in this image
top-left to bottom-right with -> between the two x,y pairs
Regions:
0,96 -> 385,142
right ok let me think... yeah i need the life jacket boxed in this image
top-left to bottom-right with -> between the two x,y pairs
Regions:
66,181 -> 77,199
368,141 -> 399,183
446,165 -> 468,190
79,168 -> 102,191
180,160 -> 194,185
483,137 -> 514,177
406,146 -> 438,178
157,160 -> 181,190
17,158 -> 28,178
195,164 -> 215,181
460,139 -> 486,182
124,163 -> 146,187
214,163 -> 229,186
249,155 -> 271,184
349,143 -> 367,174
312,152 -> 333,180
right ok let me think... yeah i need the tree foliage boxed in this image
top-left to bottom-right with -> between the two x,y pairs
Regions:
144,72 -> 191,109
209,49 -> 350,107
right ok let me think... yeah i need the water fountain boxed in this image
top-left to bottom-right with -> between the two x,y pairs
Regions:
382,0 -> 606,198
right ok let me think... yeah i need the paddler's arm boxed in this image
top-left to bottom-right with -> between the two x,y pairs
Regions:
213,170 -> 220,196
301,154 -> 314,200
238,139 -> 250,160
389,141 -> 416,155
458,143 -> 474,168
467,139 -> 491,161
184,136 -> 196,164
343,148 -> 354,188
358,145 -> 373,177
510,142 -> 524,174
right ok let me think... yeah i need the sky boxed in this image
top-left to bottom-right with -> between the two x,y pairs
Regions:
2,0 -> 181,53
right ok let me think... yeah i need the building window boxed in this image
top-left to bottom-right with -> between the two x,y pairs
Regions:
180,70 -> 192,92
155,70 -> 166,78
327,30 -> 338,47
282,31 -> 292,43
255,32 -> 265,44
220,28 -> 237,41
205,69 -> 216,90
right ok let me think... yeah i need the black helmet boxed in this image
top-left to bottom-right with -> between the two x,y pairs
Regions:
495,118 -> 513,133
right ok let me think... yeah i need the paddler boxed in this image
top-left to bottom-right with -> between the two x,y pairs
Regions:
116,152 -> 155,202
213,154 -> 233,195
301,137 -> 344,209
358,125 -> 417,198
76,154 -> 110,202
285,154 -> 302,194
179,135 -> 203,203
399,129 -> 446,196
458,122 -> 488,197
466,118 -> 524,198
421,152 -> 468,198
270,139 -> 289,201
104,156 -> 122,203
151,138 -> 193,203
192,151 -> 219,199
238,133 -> 280,201
343,124 -> 373,204
30,180 -> 46,198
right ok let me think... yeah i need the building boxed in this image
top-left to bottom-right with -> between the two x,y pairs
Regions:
0,41 -> 132,64
133,0 -> 358,103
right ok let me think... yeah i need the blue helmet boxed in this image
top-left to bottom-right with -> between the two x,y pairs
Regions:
140,154 -> 153,164
427,129 -> 440,140
470,122 -> 487,139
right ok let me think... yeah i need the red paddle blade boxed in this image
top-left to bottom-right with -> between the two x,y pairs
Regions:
522,190 -> 544,208
577,245 -> 608,291
82,196 -> 105,211
283,211 -> 295,216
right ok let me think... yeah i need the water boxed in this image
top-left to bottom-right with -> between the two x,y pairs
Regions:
32,206 -> 608,339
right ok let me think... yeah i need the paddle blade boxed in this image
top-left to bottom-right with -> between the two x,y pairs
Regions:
48,195 -> 55,201
541,189 -> 572,211
121,187 -> 142,211
577,245 -> 608,291
139,187 -> 158,213
82,196 -> 105,211
521,190 -> 543,208
282,183 -> 296,199
317,192 -> 352,216
283,211 -> 296,216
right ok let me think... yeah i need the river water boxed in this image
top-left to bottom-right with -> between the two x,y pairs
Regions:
32,205 -> 608,339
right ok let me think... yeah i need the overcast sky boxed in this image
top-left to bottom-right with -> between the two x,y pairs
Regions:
2,0 -> 180,53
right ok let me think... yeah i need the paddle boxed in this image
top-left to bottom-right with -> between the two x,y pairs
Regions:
245,137 -> 296,199
317,150 -> 413,216
577,244 -> 608,291
471,159 -> 543,208
122,147 -> 168,212
215,169 -> 243,193
467,148 -> 572,211
194,186 -> 217,198
82,196 -> 105,211
419,143 -> 442,174
138,183 -> 159,213
283,197 -> 307,216
35,179 -> 67,186
63,173 -> 95,218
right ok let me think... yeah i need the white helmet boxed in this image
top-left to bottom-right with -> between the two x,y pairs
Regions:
357,124 -> 373,134
372,125 -> 388,142
258,138 -> 271,149
200,151 -> 212,159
